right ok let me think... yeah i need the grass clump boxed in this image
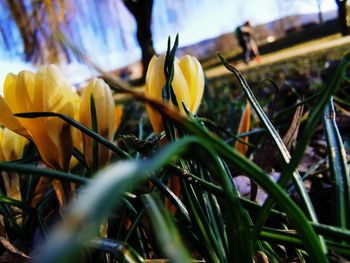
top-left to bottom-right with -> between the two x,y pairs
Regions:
0,38 -> 350,263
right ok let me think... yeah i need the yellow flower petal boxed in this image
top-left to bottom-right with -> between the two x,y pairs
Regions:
0,96 -> 31,138
40,65 -> 74,112
145,54 -> 166,133
178,55 -> 204,113
80,78 -> 116,169
145,55 -> 157,91
0,128 -> 28,161
172,60 -> 190,113
145,54 -> 196,134
3,73 -> 17,112
0,64 -> 77,171
147,54 -> 166,100
15,71 -> 36,113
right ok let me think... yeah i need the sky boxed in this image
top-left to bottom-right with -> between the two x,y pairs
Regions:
0,0 -> 341,93
152,0 -> 338,50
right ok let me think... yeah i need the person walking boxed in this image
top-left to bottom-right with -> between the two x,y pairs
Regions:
235,21 -> 260,64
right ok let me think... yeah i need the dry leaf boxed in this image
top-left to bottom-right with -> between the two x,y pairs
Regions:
282,104 -> 303,151
0,237 -> 30,262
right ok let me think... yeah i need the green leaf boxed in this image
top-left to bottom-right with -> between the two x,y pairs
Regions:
217,53 -> 318,227
182,182 -> 224,262
162,35 -> 180,141
150,176 -> 190,222
89,239 -> 143,263
0,162 -> 87,184
14,112 -> 131,159
323,97 -> 350,228
104,80 -> 329,261
32,161 -> 143,263
90,94 -> 99,172
142,194 -> 191,263
217,53 -> 327,256
32,139 -> 196,263
0,195 -> 33,212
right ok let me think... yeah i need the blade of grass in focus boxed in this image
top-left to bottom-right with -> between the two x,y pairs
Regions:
90,95 -> 99,172
14,112 -> 131,159
142,194 -> 191,263
324,97 -> 350,229
218,53 -> 318,224
217,53 -> 326,254
0,162 -> 87,184
89,239 -> 144,262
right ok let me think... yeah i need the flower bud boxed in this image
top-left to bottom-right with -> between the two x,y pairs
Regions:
79,78 -> 118,169
145,54 -> 204,134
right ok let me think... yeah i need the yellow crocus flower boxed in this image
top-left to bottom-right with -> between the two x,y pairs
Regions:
0,127 -> 29,204
79,78 -> 118,169
0,65 -> 79,171
145,54 -> 205,134
0,127 -> 28,161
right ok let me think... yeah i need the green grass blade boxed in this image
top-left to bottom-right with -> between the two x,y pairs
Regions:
124,207 -> 145,241
217,53 -> 326,254
312,222 -> 350,241
36,189 -> 56,238
108,85 -> 328,261
150,176 -> 190,222
90,95 -> 99,172
116,81 -> 330,261
89,239 -> 144,262
0,200 -> 20,234
0,195 -> 33,212
323,97 -> 350,228
218,53 -> 317,223
32,161 -> 144,263
182,182 -> 223,262
142,194 -> 191,263
200,155 -> 253,262
206,193 -> 229,257
326,241 -> 350,256
291,52 -> 350,170
0,162 -> 87,184
15,112 -> 131,159
188,132 -> 327,261
168,164 -> 224,195
32,138 -> 196,263
218,53 -> 291,162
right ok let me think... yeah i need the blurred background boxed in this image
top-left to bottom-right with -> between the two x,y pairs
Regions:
0,0 -> 347,90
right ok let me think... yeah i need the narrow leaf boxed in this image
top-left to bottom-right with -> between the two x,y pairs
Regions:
324,97 -> 350,228
142,194 -> 191,263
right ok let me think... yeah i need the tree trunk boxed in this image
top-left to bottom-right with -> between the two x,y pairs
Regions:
123,0 -> 156,81
5,0 -> 38,61
335,0 -> 350,36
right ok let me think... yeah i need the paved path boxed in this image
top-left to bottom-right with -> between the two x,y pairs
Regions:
205,35 -> 350,79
